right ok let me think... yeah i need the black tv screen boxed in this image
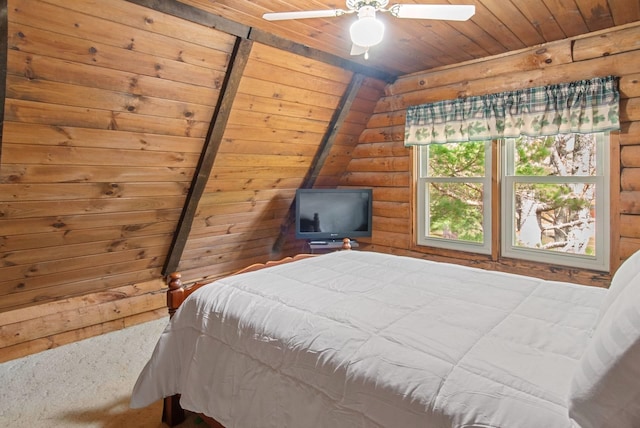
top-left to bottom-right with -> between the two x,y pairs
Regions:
295,188 -> 373,241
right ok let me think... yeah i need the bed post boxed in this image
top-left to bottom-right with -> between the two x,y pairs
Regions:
163,272 -> 186,426
342,237 -> 352,250
166,272 -> 185,318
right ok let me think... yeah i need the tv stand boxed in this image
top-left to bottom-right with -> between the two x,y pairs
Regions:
307,238 -> 358,253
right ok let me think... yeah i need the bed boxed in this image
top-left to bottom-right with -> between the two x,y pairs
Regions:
130,247 -> 640,428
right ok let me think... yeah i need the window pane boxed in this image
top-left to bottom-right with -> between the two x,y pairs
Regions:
426,142 -> 485,177
428,182 -> 484,243
511,182 -> 596,255
514,134 -> 597,177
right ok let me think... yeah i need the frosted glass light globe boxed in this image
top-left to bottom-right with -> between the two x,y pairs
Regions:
349,6 -> 385,48
350,17 -> 385,47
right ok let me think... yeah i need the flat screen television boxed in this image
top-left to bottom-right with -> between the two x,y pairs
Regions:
295,188 -> 373,241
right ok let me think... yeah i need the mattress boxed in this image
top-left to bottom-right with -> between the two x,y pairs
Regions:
130,250 -> 607,427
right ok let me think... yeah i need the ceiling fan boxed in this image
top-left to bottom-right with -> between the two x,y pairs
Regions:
263,0 -> 475,59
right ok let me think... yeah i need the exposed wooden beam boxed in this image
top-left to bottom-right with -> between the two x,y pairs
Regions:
248,28 -> 396,83
272,73 -> 366,253
163,37 -> 253,275
125,0 -> 396,83
0,0 -> 7,161
125,0 -> 250,37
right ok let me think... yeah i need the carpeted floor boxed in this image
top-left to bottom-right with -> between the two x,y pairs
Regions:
0,317 -> 204,427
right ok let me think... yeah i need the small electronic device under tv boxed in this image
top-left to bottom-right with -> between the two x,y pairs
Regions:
295,188 -> 373,241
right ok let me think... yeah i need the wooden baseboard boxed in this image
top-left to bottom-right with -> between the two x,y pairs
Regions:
0,279 -> 167,363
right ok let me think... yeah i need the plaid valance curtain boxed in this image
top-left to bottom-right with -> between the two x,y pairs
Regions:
404,75 -> 620,146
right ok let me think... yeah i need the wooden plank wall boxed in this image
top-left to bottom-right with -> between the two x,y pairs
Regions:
345,22 -> 640,286
0,0 -> 386,361
0,0 -> 228,360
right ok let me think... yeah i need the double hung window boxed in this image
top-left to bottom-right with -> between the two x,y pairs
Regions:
416,134 -> 609,270
407,76 -> 619,271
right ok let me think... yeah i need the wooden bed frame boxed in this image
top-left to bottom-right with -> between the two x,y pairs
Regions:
161,238 -> 354,427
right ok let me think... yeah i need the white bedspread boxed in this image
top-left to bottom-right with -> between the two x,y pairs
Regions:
131,251 -> 607,428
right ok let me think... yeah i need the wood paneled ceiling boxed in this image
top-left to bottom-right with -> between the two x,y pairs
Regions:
180,0 -> 640,77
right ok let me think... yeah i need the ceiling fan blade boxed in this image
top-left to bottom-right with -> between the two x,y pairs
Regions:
392,4 -> 475,21
263,9 -> 344,21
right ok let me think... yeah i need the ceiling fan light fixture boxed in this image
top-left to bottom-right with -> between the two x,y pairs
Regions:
349,6 -> 385,47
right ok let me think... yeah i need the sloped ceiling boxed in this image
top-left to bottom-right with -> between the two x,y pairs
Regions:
178,0 -> 640,76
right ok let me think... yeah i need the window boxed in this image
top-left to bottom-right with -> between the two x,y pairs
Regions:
416,132 -> 610,271
416,141 -> 492,254
501,133 -> 609,270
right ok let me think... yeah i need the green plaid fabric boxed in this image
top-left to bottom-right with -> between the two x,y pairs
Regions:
405,75 -> 620,146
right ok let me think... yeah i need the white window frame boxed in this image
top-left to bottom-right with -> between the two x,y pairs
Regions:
500,133 -> 610,271
416,142 -> 492,254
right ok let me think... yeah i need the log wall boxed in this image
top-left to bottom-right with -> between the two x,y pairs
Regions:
345,22 -> 640,285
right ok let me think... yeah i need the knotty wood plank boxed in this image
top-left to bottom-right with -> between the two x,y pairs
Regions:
238,76 -> 343,110
216,139 -> 319,157
191,203 -> 292,228
0,210 -> 180,236
2,143 -> 200,167
3,122 -> 205,153
1,195 -> 186,218
46,0 -> 236,52
201,166 -> 311,181
0,0 -> 7,160
163,37 -> 253,275
188,218 -> 283,240
125,0 -> 250,39
229,93 -> 336,123
7,23 -> 224,88
0,307 -> 166,363
0,245 -> 168,283
212,153 -> 311,169
0,164 -> 196,184
181,230 -> 279,254
220,126 -> 324,145
190,209 -> 287,230
0,268 -> 164,311
0,262 -> 161,311
0,182 -> 188,201
197,188 -> 295,206
242,58 -> 349,97
0,245 -> 167,287
6,75 -> 217,122
7,51 -> 222,106
227,110 -> 332,134
1,233 -> 174,266
0,290 -> 165,347
4,99 -> 211,137
11,0 -> 233,71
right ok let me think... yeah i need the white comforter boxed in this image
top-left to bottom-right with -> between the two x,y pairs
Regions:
131,250 -> 607,427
